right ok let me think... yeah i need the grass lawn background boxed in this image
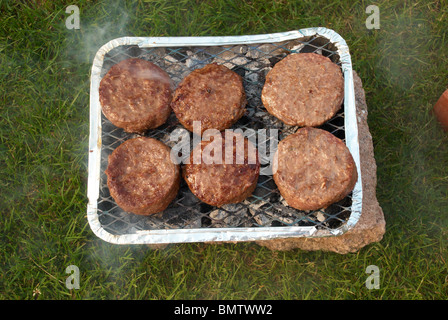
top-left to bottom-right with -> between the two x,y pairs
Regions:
1,0 -> 448,299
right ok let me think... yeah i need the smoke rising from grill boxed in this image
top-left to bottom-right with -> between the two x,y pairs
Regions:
65,0 -> 130,65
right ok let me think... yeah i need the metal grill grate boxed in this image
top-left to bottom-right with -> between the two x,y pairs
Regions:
95,34 -> 355,237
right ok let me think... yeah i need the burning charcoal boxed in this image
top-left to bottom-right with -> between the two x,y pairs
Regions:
254,110 -> 269,118
298,44 -> 323,55
163,55 -> 189,84
209,203 -> 250,228
185,50 -> 212,70
244,81 -> 262,96
243,61 -> 263,85
247,195 -> 307,227
214,53 -> 250,70
126,45 -> 141,58
162,207 -> 202,229
211,48 -> 237,64
260,63 -> 272,73
142,211 -> 166,230
289,43 -> 305,53
234,114 -> 251,126
251,185 -> 274,202
180,190 -> 201,207
252,110 -> 285,131
139,47 -> 167,66
246,44 -> 287,59
231,65 -> 246,78
245,60 -> 265,73
268,56 -> 283,67
245,72 -> 259,84
227,56 -> 250,69
279,125 -> 300,139
199,202 -> 214,214
234,45 -> 248,55
279,196 -> 289,207
245,46 -> 264,59
201,216 -> 212,227
315,211 -> 327,223
247,200 -> 273,226
252,214 -> 271,227
319,199 -> 352,226
270,202 -> 305,225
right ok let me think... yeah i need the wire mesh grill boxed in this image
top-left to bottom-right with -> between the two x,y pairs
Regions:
97,35 -> 353,237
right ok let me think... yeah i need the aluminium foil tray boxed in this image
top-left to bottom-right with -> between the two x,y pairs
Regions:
87,27 -> 362,245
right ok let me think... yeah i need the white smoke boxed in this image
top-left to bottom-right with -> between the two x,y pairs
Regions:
64,1 -> 131,65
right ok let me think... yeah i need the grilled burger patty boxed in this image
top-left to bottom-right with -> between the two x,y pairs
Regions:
183,132 -> 260,207
273,127 -> 357,211
171,63 -> 247,134
105,137 -> 180,215
99,58 -> 173,133
262,53 -> 344,127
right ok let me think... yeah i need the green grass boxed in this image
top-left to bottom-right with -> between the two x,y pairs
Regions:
1,0 -> 448,300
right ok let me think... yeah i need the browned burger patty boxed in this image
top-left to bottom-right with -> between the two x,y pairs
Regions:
262,53 -> 344,127
171,63 -> 247,134
99,58 -> 173,133
105,137 -> 180,215
273,127 -> 357,211
183,132 -> 260,207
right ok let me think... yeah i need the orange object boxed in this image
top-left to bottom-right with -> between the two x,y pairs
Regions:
433,89 -> 448,131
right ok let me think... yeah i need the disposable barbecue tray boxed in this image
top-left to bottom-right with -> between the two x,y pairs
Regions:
87,27 -> 362,244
